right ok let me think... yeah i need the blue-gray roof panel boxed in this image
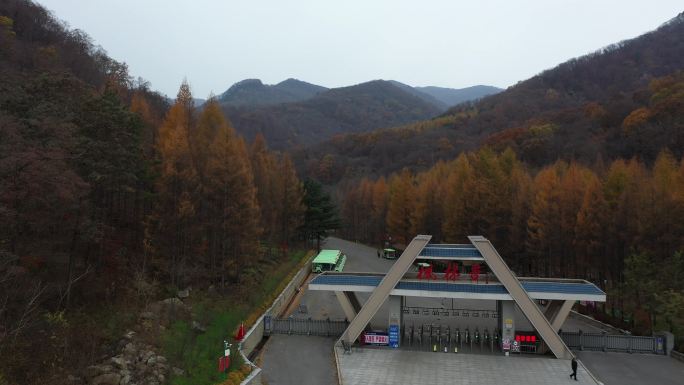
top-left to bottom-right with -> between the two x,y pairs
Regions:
310,274 -> 605,296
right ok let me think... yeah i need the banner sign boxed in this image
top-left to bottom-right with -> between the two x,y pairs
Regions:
388,325 -> 400,348
364,332 -> 389,345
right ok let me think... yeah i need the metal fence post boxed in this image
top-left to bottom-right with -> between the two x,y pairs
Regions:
602,332 -> 607,352
579,329 -> 584,351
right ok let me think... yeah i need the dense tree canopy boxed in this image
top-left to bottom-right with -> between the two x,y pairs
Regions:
340,148 -> 684,337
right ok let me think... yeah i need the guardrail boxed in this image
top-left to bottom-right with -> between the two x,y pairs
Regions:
238,252 -> 315,385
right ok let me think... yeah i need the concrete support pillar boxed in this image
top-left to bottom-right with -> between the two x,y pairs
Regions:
499,300 -> 516,351
550,300 -> 574,331
543,300 -> 563,323
335,291 -> 358,323
388,295 -> 402,348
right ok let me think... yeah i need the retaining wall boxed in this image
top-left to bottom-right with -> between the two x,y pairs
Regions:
671,349 -> 684,364
569,310 -> 628,334
239,252 -> 315,385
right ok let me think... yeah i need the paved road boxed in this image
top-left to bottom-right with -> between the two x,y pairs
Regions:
260,238 -> 387,385
291,238 -> 396,328
260,335 -> 338,385
576,351 -> 684,385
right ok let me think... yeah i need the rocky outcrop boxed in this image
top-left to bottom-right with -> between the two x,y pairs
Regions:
84,332 -> 169,385
82,297 -> 194,385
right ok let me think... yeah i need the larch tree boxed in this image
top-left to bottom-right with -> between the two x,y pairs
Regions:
154,81 -> 197,286
526,165 -> 562,276
250,134 -> 278,242
574,173 -> 608,279
386,168 -> 416,246
274,154 -> 305,248
442,154 -> 474,243
202,99 -> 261,284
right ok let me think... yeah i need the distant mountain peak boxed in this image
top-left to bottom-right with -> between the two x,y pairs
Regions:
220,78 -> 327,107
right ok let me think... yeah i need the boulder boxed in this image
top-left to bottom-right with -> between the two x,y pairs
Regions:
191,320 -> 207,333
84,365 -> 113,379
119,374 -> 131,385
146,355 -> 157,366
171,367 -> 185,376
110,355 -> 127,369
139,311 -> 156,320
177,289 -> 189,299
123,342 -> 136,356
90,372 -> 121,385
160,298 -> 185,308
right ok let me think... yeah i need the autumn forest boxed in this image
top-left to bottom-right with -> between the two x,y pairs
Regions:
1,0 -> 684,384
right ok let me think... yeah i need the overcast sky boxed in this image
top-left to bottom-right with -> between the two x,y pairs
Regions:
39,0 -> 682,98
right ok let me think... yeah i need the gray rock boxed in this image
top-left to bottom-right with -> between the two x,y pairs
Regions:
110,355 -> 127,369
123,342 -> 136,356
146,355 -> 157,365
91,372 -> 121,385
177,289 -> 189,299
84,365 -> 113,379
123,330 -> 136,340
171,367 -> 185,376
119,373 -> 131,385
139,311 -> 156,320
191,320 -> 206,332
160,297 -> 185,308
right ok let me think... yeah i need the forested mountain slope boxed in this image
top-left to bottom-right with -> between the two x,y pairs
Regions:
0,2 -> 308,383
222,79 -> 443,149
297,13 -> 684,183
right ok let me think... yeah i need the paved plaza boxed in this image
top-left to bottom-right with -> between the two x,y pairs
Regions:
337,347 -> 598,385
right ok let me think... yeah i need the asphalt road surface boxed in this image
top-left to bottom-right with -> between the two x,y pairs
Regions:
576,350 -> 684,385
260,335 -> 338,385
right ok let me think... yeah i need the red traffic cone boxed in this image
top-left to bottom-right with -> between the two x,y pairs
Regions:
235,322 -> 245,341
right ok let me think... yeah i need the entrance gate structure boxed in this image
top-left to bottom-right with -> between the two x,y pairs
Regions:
308,235 -> 607,359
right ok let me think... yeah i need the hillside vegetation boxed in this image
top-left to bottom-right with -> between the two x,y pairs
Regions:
298,13 -> 684,183
0,2 -> 318,384
341,148 -> 684,340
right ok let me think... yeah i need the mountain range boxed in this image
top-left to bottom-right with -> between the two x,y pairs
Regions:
217,78 -> 501,148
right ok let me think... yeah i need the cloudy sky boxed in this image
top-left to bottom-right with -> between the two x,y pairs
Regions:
39,0 -> 682,98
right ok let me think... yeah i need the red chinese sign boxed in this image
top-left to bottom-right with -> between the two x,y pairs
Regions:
444,262 -> 460,281
470,263 -> 481,282
417,265 -> 436,280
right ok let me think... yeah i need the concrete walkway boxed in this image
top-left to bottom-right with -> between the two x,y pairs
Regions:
338,347 -> 599,385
